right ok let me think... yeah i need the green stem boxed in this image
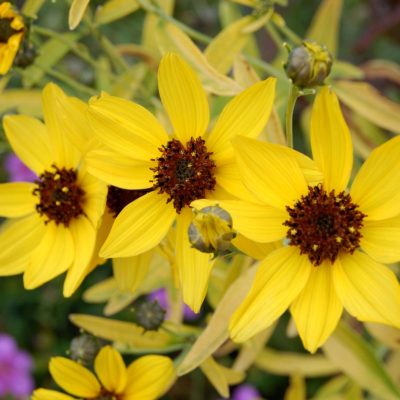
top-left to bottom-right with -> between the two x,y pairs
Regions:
97,34 -> 130,73
272,15 -> 302,45
285,83 -> 299,148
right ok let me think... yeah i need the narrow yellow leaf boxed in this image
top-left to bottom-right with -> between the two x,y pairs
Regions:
69,0 -> 90,30
83,278 -> 118,303
22,0 -> 45,18
285,374 -> 306,400
104,292 -> 136,316
95,0 -> 139,26
0,90 -> 42,117
365,323 -> 400,351
362,59 -> 400,85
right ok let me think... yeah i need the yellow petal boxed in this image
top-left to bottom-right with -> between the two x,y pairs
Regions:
230,247 -> 311,342
207,78 -> 276,163
69,0 -> 90,30
63,216 -> 96,297
290,263 -> 343,353
176,209 -> 214,313
94,345 -> 127,394
350,136 -> 400,220
0,182 -> 36,217
310,86 -> 352,192
191,199 -> 287,243
361,215 -> 400,264
32,389 -> 75,400
333,251 -> 400,328
0,213 -> 44,276
158,52 -> 209,142
233,137 -> 308,209
41,83 -> 81,168
124,355 -> 175,400
3,115 -> 52,174
113,251 -> 151,293
86,148 -> 153,189
24,222 -> 74,289
232,235 -> 280,260
88,93 -> 167,161
101,191 -> 175,258
78,167 -> 107,228
49,357 -> 101,398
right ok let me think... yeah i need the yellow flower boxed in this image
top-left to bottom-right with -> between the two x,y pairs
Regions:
206,86 -> 400,353
0,83 -> 107,296
86,52 -> 276,312
32,345 -> 175,400
0,2 -> 24,75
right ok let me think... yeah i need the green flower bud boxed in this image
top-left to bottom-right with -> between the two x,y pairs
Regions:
69,334 -> 101,366
135,300 -> 166,331
188,206 -> 237,257
284,41 -> 332,88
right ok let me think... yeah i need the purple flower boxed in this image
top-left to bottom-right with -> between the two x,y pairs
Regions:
148,288 -> 199,321
0,333 -> 34,399
4,153 -> 36,182
232,384 -> 261,400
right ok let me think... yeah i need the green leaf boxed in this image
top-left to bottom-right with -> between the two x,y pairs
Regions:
69,0 -> 90,30
365,323 -> 400,351
0,89 -> 42,116
333,80 -> 400,134
22,0 -> 45,19
329,61 -> 364,80
284,374 -> 306,400
306,0 -> 343,57
255,347 -> 339,377
95,0 -> 140,25
362,59 -> 400,85
323,322 -> 400,400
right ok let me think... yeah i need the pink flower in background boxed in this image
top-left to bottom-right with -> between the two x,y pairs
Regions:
0,333 -> 34,399
232,384 -> 261,400
4,153 -> 36,182
148,288 -> 199,321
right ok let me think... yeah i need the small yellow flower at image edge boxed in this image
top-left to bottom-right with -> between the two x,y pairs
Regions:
196,86 -> 400,353
32,345 -> 175,400
0,2 -> 24,74
0,83 -> 107,296
85,52 -> 278,312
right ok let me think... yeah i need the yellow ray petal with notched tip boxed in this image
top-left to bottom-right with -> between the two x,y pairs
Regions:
100,191 -> 175,258
3,115 -> 52,174
49,357 -> 101,398
124,355 -> 175,400
0,182 -> 36,217
94,346 -> 127,394
310,86 -> 352,193
175,208 -> 214,313
230,247 -> 311,342
158,53 -> 209,143
333,251 -> 400,328
290,262 -> 343,353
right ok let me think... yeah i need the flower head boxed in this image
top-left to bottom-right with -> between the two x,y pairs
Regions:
32,345 -> 175,400
86,52 -> 276,312
0,83 -> 107,296
203,86 -> 400,352
0,2 -> 24,75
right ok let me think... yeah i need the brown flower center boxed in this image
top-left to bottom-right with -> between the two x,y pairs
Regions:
283,185 -> 366,266
0,18 -> 21,43
151,137 -> 216,213
106,186 -> 152,217
33,165 -> 85,226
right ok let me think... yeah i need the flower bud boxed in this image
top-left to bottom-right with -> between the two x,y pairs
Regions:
14,42 -> 37,68
135,300 -> 166,331
69,334 -> 101,366
188,206 -> 236,257
284,41 -> 332,88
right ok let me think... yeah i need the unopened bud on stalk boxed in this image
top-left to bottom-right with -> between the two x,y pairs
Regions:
284,41 -> 332,87
188,206 -> 236,257
135,300 -> 166,331
69,333 -> 101,365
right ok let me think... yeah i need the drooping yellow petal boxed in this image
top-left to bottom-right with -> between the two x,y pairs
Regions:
232,235 -> 281,261
24,222 -> 74,289
94,346 -> 127,394
207,78 -> 276,163
63,216 -> 96,297
32,389 -> 76,400
113,251 -> 151,293
0,213 -> 44,276
88,93 -> 168,161
3,115 -> 52,174
310,86 -> 352,192
233,137 -> 308,209
0,182 -> 36,217
41,83 -> 81,168
86,148 -> 153,189
124,355 -> 175,400
158,52 -> 209,142
49,357 -> 101,398
361,215 -> 400,264
100,191 -> 175,258
191,199 -> 287,244
333,251 -> 400,328
290,263 -> 343,353
175,209 -> 214,313
350,136 -> 400,221
230,247 -> 311,342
